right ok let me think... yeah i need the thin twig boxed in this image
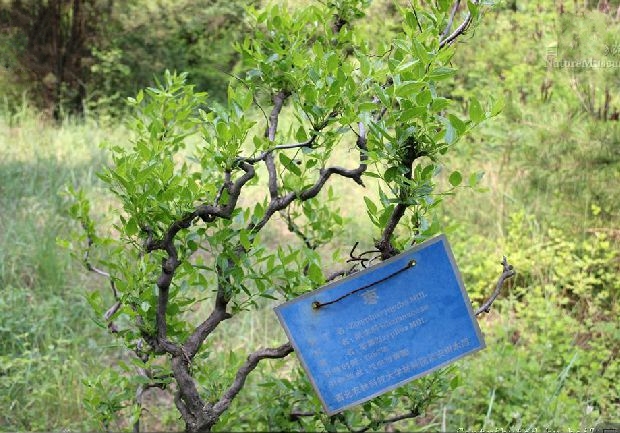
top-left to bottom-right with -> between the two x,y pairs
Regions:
353,408 -> 421,433
214,67 -> 269,123
82,224 -> 118,299
282,208 -> 316,250
214,170 -> 232,206
475,256 -> 515,316
289,410 -> 315,421
346,241 -> 381,268
241,138 -> 318,164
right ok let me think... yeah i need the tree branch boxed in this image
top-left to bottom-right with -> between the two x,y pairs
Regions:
352,408 -> 421,433
346,241 -> 382,268
264,91 -> 290,199
142,161 -> 255,355
282,208 -> 316,250
166,90 -> 296,430
298,121 -> 368,201
171,355 -> 214,431
267,90 -> 289,141
103,301 -> 121,333
183,257 -> 234,358
265,152 -> 279,200
212,343 -> 294,417
326,264 -> 361,283
242,138 -> 317,165
240,103 -> 337,166
81,224 -> 122,332
439,0 -> 477,49
474,256 -> 515,316
441,0 -> 462,41
248,122 -> 367,235
214,170 -> 232,206
375,136 -> 422,260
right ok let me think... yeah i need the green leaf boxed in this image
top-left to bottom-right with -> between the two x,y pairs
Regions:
373,84 -> 391,107
411,40 -> 430,65
448,114 -> 467,134
240,230 -> 251,250
358,102 -> 378,112
469,98 -> 485,123
450,375 -> 462,389
363,196 -> 377,214
431,97 -> 450,111
359,55 -> 371,76
416,90 -> 432,106
490,96 -> 505,116
384,166 -> 399,182
400,106 -> 427,122
363,171 -> 381,178
469,171 -> 485,187
295,126 -> 308,142
429,67 -> 455,80
327,53 -> 339,73
378,205 -> 395,226
444,122 -> 457,145
395,82 -> 424,98
449,171 -> 462,187
437,0 -> 452,12
307,262 -> 323,284
125,217 -> 139,236
279,153 -> 301,176
468,0 -> 480,19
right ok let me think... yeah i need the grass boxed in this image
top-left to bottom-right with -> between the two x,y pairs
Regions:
0,110 -> 128,431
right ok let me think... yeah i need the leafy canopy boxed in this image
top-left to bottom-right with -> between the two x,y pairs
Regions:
66,0 -> 497,431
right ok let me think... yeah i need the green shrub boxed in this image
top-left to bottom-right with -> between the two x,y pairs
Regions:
441,213 -> 619,431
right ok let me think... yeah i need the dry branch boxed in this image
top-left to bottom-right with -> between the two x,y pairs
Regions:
475,256 -> 515,316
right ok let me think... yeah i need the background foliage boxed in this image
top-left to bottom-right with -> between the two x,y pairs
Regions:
0,0 -> 252,118
0,0 -> 618,432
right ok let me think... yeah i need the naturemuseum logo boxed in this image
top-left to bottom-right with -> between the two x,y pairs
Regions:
454,422 -> 620,433
545,43 -> 620,68
593,421 -> 620,433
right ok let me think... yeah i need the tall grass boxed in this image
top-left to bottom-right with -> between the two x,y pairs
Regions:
0,110 -> 127,431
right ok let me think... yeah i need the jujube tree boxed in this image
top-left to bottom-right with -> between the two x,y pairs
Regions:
67,1 -> 508,431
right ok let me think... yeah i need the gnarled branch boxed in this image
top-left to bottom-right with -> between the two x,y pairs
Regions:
212,342 -> 294,416
184,257 -> 234,358
248,121 -> 368,235
375,136 -> 423,260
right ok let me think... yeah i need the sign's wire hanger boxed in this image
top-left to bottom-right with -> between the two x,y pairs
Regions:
312,259 -> 417,309
317,240 -> 516,317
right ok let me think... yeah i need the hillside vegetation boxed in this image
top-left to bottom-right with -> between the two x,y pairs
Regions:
0,0 -> 618,431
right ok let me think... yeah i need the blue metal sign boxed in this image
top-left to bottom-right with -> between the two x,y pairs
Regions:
274,235 -> 485,415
